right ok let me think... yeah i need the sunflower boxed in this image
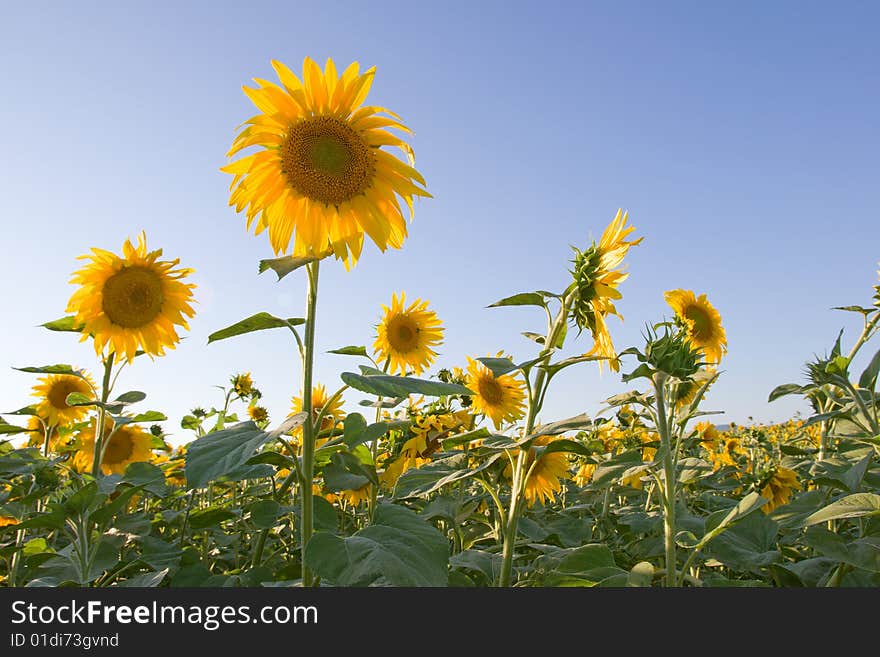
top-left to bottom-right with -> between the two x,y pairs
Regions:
574,462 -> 596,487
373,292 -> 444,375
232,372 -> 254,397
0,516 -> 19,528
512,436 -> 569,507
31,373 -> 94,427
340,482 -> 372,506
222,57 -> 431,267
465,357 -> 527,430
66,232 -> 196,362
694,420 -> 721,452
664,290 -> 727,365
761,467 -> 801,512
291,383 -> 344,445
569,210 -> 642,372
72,418 -> 155,476
708,437 -> 745,471
248,405 -> 269,424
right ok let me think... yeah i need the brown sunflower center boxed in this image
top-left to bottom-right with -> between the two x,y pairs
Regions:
48,379 -> 79,410
281,116 -> 375,206
387,315 -> 420,353
477,375 -> 504,406
103,430 -> 134,464
684,305 -> 712,341
102,266 -> 164,328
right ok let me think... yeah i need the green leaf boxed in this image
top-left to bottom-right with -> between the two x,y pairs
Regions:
114,391 -> 146,405
113,410 -> 167,425
534,439 -> 592,458
14,364 -> 85,376
3,405 -> 39,417
41,316 -> 85,332
859,347 -> 880,391
440,427 -> 490,450
341,372 -> 472,398
768,383 -> 810,403
541,355 -> 604,378
304,503 -> 449,586
707,511 -> 780,573
804,493 -> 880,526
394,453 -> 502,499
622,363 -> 655,383
259,254 -> 323,280
64,482 -> 99,515
590,450 -> 646,488
121,462 -> 168,497
322,452 -> 374,492
524,413 -> 592,443
139,537 -> 182,571
328,345 -> 369,357
248,500 -> 283,529
184,417 -> 305,489
487,292 -> 547,308
208,312 -> 304,344
117,569 -> 169,588
811,453 -> 872,493
23,538 -> 51,556
0,423 -> 29,436
188,506 -> 237,529
450,549 -> 503,584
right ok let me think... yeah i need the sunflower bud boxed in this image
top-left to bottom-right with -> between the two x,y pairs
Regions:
643,324 -> 701,379
568,244 -> 602,335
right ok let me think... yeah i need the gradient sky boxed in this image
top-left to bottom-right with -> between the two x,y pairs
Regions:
1,1 -> 878,445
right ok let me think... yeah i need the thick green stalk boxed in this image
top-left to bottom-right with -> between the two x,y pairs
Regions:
497,294 -> 571,586
299,260 -> 320,587
653,372 -> 677,587
91,352 -> 115,478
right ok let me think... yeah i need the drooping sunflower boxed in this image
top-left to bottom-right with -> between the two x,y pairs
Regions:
72,418 -> 155,476
291,383 -> 344,444
569,209 -> 642,372
222,57 -> 431,267
761,467 -> 801,512
31,373 -> 94,427
465,357 -> 527,430
373,292 -> 444,375
574,462 -> 596,487
664,289 -> 727,365
340,482 -> 372,506
248,405 -> 269,424
694,420 -> 721,452
66,232 -> 196,362
510,436 -> 569,507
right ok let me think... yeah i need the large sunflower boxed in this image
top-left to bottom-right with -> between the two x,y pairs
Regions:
570,210 -> 642,372
72,418 -> 154,476
222,57 -> 431,267
66,232 -> 196,362
465,357 -> 527,430
31,373 -> 94,427
664,289 -> 727,365
374,292 -> 444,375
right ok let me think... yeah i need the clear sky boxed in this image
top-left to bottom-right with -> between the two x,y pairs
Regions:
1,1 -> 878,445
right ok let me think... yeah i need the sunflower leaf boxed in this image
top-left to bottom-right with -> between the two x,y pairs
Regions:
328,345 -> 369,357
487,292 -> 547,309
804,493 -> 880,526
341,372 -> 472,398
3,405 -> 39,416
0,423 -> 29,436
13,364 -> 86,377
40,316 -> 85,333
258,255 -> 323,280
208,312 -> 304,344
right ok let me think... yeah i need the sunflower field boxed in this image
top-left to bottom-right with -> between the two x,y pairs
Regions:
2,58 -> 880,589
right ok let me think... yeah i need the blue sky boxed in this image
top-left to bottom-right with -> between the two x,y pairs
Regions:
1,1 -> 878,444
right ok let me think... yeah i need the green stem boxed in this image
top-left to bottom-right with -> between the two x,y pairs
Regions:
654,372 -> 677,587
91,352 -> 115,478
299,260 -> 320,587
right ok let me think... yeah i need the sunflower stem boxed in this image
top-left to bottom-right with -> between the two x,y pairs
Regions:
300,260 -> 320,587
653,372 -> 678,587
91,352 -> 115,478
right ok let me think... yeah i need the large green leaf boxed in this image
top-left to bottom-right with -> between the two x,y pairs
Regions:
707,511 -> 780,573
41,316 -> 85,333
804,493 -> 880,526
304,503 -> 449,586
341,372 -> 472,398
394,453 -> 501,499
184,415 -> 305,489
207,312 -> 304,344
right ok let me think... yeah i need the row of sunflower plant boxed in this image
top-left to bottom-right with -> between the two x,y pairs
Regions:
1,57 -> 879,587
